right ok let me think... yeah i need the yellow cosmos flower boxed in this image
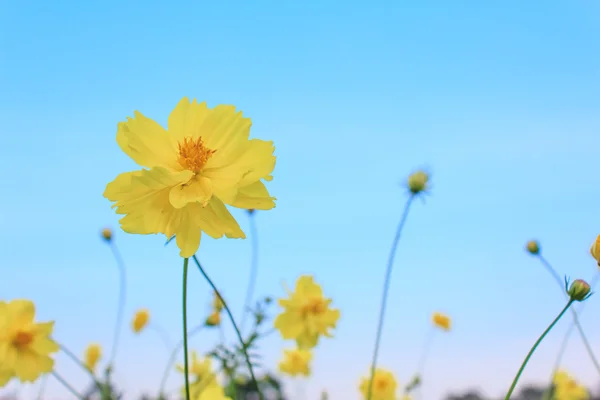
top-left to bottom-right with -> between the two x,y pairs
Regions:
278,348 -> 312,377
132,309 -> 150,333
205,311 -> 221,327
273,275 -> 341,349
104,97 -> 277,258
196,385 -> 232,400
590,234 -> 600,265
84,343 -> 102,373
177,351 -> 218,398
0,299 -> 59,383
431,312 -> 451,331
359,368 -> 398,400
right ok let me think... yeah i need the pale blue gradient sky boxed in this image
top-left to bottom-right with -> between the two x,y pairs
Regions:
1,1 -> 600,399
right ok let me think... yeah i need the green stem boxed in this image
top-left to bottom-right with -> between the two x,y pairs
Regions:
36,374 -> 48,400
182,257 -> 191,400
504,300 -> 574,400
108,242 -> 127,368
148,322 -> 173,351
240,211 -> 259,334
158,324 -> 205,397
57,343 -> 104,395
192,255 -> 264,400
366,195 -> 414,400
51,371 -> 84,399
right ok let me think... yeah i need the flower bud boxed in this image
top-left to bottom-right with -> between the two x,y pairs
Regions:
526,240 -> 540,255
205,311 -> 221,327
590,235 -> 600,265
567,279 -> 592,302
407,170 -> 429,195
101,228 -> 112,242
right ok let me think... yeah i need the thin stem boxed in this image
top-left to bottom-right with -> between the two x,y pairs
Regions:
51,371 -> 84,399
504,300 -> 573,400
108,242 -> 127,368
366,195 -> 414,400
148,322 -> 173,351
192,255 -> 264,400
158,324 -> 205,397
241,211 -> 259,334
414,327 -> 436,400
537,257 -> 600,375
57,343 -> 104,394
36,374 -> 48,400
182,257 -> 191,400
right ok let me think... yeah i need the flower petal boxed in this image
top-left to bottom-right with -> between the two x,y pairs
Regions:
8,300 -> 35,327
175,210 -> 202,258
169,176 -> 213,209
195,198 -> 246,240
116,111 -> 179,169
229,181 -> 276,210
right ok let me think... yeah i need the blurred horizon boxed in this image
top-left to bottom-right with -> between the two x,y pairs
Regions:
2,0 -> 600,399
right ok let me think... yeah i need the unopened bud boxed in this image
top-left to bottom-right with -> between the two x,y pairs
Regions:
101,228 -> 112,242
407,170 -> 429,195
205,311 -> 221,327
526,240 -> 540,255
590,235 -> 600,266
566,278 -> 592,302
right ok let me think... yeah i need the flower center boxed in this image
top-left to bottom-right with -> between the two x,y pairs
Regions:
300,297 -> 327,317
12,330 -> 33,348
375,377 -> 388,391
177,136 -> 217,173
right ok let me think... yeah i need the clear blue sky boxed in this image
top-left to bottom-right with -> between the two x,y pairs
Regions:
2,1 -> 600,399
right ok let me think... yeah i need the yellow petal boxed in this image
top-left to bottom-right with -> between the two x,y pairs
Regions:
175,209 -> 202,258
229,181 -> 276,210
116,111 -> 179,169
14,351 -> 53,382
169,176 -> 213,209
235,139 -> 276,187
0,368 -> 12,387
195,198 -> 246,240
8,300 -> 35,327
274,312 -> 304,339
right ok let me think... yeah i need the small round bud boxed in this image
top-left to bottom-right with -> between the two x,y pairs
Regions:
205,311 -> 221,327
590,234 -> 600,266
407,170 -> 429,195
526,240 -> 540,255
567,279 -> 592,302
101,228 -> 113,242
248,209 -> 255,215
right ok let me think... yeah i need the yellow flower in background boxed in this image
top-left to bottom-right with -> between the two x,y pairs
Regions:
400,396 -> 412,400
212,292 -> 225,312
0,299 -> 59,384
432,312 -> 451,331
84,343 -> 102,373
104,97 -> 277,258
278,348 -> 312,377
196,385 -> 232,400
205,311 -> 221,327
359,368 -> 398,400
132,309 -> 150,333
590,234 -> 600,265
274,275 -> 340,349
177,351 -> 218,398
553,370 -> 589,400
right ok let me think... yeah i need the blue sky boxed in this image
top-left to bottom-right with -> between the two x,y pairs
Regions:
1,0 -> 600,399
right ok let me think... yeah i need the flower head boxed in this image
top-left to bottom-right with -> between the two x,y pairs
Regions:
407,170 -> 429,195
131,309 -> 150,333
590,234 -> 600,266
273,275 -> 341,349
101,228 -> 113,242
278,348 -> 312,377
177,351 -> 218,399
0,299 -> 59,383
566,278 -> 592,302
84,343 -> 102,373
525,240 -> 540,255
431,312 -> 451,332
104,97 -> 277,258
359,368 -> 398,400
205,311 -> 221,327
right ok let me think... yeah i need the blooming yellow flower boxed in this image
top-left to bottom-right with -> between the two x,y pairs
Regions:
132,309 -> 150,333
104,97 -> 277,258
359,368 -> 398,400
432,312 -> 451,331
590,234 -> 600,265
196,385 -> 232,400
278,348 -> 312,377
84,343 -> 102,373
205,311 -> 221,327
553,370 -> 589,400
177,351 -> 218,399
0,299 -> 59,383
273,275 -> 340,349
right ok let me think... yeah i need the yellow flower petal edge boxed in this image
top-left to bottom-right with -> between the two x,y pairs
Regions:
104,97 -> 277,257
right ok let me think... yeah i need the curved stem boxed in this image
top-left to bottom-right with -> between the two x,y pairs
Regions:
148,322 -> 173,351
504,300 -> 573,400
51,371 -> 84,399
158,324 -> 205,397
36,374 -> 48,400
192,255 -> 264,400
414,327 -> 436,400
366,195 -> 414,400
240,212 -> 259,334
182,257 -> 191,400
108,242 -> 127,368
